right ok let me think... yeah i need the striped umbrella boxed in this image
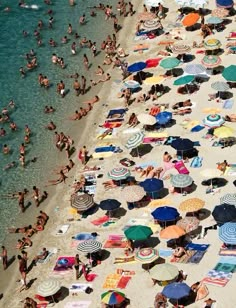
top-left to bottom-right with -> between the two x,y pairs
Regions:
204,38 -> 221,50
101,290 -> 126,305
206,16 -> 223,24
137,113 -> 156,125
177,217 -> 200,232
143,19 -> 161,29
201,55 -> 221,68
220,193 -> 236,206
160,57 -> 180,69
160,225 -> 186,239
175,0 -> 208,8
125,131 -> 145,149
172,44 -> 191,54
170,174 -> 193,188
211,81 -> 230,92
37,279 -> 61,297
203,114 -> 225,128
219,222 -> 236,244
150,263 -> 179,281
71,194 -> 94,212
184,64 -> 206,75
211,8 -> 228,18
179,198 -> 205,212
137,12 -> 156,21
135,247 -> 158,263
108,167 -> 130,180
77,240 -> 102,253
122,185 -> 146,202
216,0 -> 234,8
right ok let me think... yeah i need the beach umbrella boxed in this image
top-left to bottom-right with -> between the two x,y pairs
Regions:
123,80 -> 141,89
37,279 -> 61,297
204,38 -> 221,50
127,62 -> 147,73
122,185 -> 146,203
137,113 -> 156,125
216,0 -> 234,8
182,13 -> 200,27
171,138 -> 194,152
160,57 -> 180,70
137,12 -> 156,21
144,0 -> 164,6
175,0 -> 208,8
170,174 -> 193,188
211,81 -> 230,92
213,126 -> 234,138
211,8 -> 228,18
145,58 -> 162,68
203,114 -> 225,128
162,282 -> 191,300
201,55 -> 221,68
143,19 -> 161,30
71,194 -> 94,212
212,203 -> 236,225
156,111 -> 172,125
184,64 -> 206,75
219,222 -> 236,244
77,240 -> 102,253
179,198 -> 205,212
222,65 -> 236,82
172,44 -> 191,55
143,75 -> 165,85
206,16 -> 223,24
135,247 -> 159,263
108,167 -> 130,181
101,290 -> 126,306
140,178 -> 164,199
220,193 -> 236,206
173,75 -> 195,86
177,217 -> 200,232
130,144 -> 153,157
151,206 -> 180,222
124,225 -> 153,241
160,225 -> 186,239
150,263 -> 179,281
125,131 -> 145,149
99,199 -> 121,211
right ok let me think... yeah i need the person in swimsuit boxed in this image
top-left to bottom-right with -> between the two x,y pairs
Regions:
18,255 -> 27,288
1,246 -> 7,270
74,254 -> 83,279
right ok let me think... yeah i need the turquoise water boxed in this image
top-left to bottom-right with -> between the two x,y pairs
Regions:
0,0 -> 117,243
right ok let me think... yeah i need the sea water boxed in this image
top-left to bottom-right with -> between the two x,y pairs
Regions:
0,0 -> 117,243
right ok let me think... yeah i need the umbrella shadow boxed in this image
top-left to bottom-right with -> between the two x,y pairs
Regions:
182,54 -> 195,63
100,249 -> 111,261
219,91 -> 233,99
109,207 -> 127,218
197,208 -> 211,221
147,236 -> 161,248
157,188 -> 170,199
195,75 -> 210,84
166,68 -> 183,77
57,287 -> 69,302
201,177 -> 228,187
186,23 -> 201,31
223,18 -> 232,26
210,65 -> 224,75
206,48 -> 224,56
82,204 -> 99,217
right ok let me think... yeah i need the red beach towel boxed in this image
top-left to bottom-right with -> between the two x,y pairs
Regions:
91,216 -> 109,226
117,276 -> 131,289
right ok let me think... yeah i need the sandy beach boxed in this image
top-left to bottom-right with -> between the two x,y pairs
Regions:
1,0 -> 236,307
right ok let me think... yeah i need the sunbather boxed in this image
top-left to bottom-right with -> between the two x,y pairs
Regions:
225,114 -> 236,122
204,298 -> 216,308
102,180 -> 118,189
33,247 -> 49,264
97,128 -> 113,139
172,99 -> 192,110
173,108 -> 192,115
173,246 -> 187,258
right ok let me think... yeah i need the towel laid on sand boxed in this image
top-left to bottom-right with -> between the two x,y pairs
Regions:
103,240 -> 127,249
91,215 -> 109,226
219,256 -> 236,265
56,224 -> 70,236
64,301 -> 91,308
186,243 -> 210,251
102,273 -> 121,289
214,263 -> 236,273
69,283 -> 92,293
117,276 -> 131,289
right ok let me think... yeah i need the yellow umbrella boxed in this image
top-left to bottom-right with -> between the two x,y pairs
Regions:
148,198 -> 173,207
179,198 -> 205,212
143,75 -> 165,85
160,225 -> 186,239
202,107 -> 222,114
214,126 -> 234,138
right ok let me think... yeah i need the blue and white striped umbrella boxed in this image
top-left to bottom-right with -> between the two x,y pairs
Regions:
220,193 -> 236,206
184,64 -> 206,75
170,174 -> 193,188
219,222 -> 236,244
125,131 -> 145,149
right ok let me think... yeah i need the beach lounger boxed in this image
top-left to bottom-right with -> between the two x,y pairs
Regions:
56,224 -> 70,235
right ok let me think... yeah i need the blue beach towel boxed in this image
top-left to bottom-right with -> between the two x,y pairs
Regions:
107,109 -> 127,117
187,250 -> 206,264
219,256 -> 236,265
158,248 -> 173,258
190,156 -> 203,168
223,99 -> 234,109
95,146 -> 116,153
191,125 -> 205,132
214,263 -> 236,273
72,233 -> 96,241
186,243 -> 209,251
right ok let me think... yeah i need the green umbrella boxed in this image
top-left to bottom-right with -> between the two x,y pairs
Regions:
124,225 -> 153,240
160,57 -> 180,69
173,75 -> 194,86
150,263 -> 179,281
222,65 -> 236,82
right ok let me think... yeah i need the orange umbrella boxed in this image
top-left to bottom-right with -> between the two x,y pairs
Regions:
182,13 -> 200,27
160,225 -> 186,239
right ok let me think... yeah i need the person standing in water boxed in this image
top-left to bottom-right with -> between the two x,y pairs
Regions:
32,186 -> 40,207
1,246 -> 8,270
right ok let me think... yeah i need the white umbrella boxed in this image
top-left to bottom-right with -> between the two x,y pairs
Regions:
175,0 -> 208,8
37,279 -> 61,297
145,0 -> 164,6
184,64 -> 206,75
137,113 -> 156,125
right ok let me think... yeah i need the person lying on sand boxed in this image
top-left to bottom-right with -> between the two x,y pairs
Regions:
172,108 -> 192,115
47,170 -> 67,185
225,114 -> 236,122
82,95 -> 99,104
172,99 -> 192,110
102,180 -> 118,189
128,113 -> 138,127
97,129 -> 113,139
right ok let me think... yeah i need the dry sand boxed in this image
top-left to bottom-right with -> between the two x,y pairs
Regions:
1,0 -> 236,307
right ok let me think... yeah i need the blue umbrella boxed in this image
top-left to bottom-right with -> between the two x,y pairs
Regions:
216,0 -> 234,8
219,222 -> 236,244
140,178 -> 164,199
212,203 -> 236,226
162,282 -> 191,300
171,138 -> 194,152
99,199 -> 121,211
151,206 -> 180,222
156,111 -> 172,125
127,62 -> 147,73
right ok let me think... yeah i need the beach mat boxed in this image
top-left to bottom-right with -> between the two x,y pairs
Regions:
52,256 -> 75,277
103,240 -> 126,249
117,276 -> 131,289
114,256 -> 136,264
55,224 -> 70,236
143,137 -> 165,144
64,301 -> 91,308
187,250 -> 206,264
171,250 -> 196,263
219,256 -> 236,265
201,276 -> 230,287
186,243 -> 210,252
102,273 -> 121,289
219,248 -> 236,256
72,233 -> 96,241
108,234 -> 124,240
37,248 -> 57,264
158,248 -> 173,258
92,152 -> 114,159
91,216 -> 109,226
213,263 -> 236,273
94,146 -> 116,153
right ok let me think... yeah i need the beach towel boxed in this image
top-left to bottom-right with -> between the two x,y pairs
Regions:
102,121 -> 123,129
223,99 -> 234,109
103,240 -> 127,249
214,263 -> 236,273
102,273 -> 121,289
64,301 -> 91,308
94,146 -> 116,153
136,161 -> 158,168
107,108 -> 126,118
219,256 -> 236,265
117,276 -> 131,289
119,158 -> 135,167
36,303 -> 48,308
174,160 -> 189,174
207,270 -> 233,280
91,215 -> 109,226
191,125 -> 205,132
37,248 -> 58,264
92,152 -> 114,159
52,256 -> 75,276
190,156 -> 203,168
69,283 -> 92,293
187,250 -> 206,264
201,276 -> 230,287
171,250 -> 196,263
145,131 -> 168,138
96,128 -> 117,139
158,248 -> 173,258
143,137 -> 165,144
186,243 -> 209,252
72,233 -> 96,241
225,166 -> 236,176
56,224 -> 70,236
122,127 -> 141,134
108,234 -> 124,240
114,256 -> 136,264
